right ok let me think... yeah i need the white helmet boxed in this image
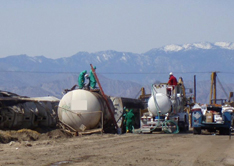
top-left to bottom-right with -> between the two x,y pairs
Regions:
85,74 -> 89,78
169,72 -> 173,75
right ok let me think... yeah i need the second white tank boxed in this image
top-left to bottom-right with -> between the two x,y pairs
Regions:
148,93 -> 172,116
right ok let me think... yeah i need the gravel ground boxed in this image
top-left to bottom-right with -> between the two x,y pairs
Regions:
0,129 -> 234,166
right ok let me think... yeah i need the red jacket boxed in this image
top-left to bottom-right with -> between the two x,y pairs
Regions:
168,75 -> 178,86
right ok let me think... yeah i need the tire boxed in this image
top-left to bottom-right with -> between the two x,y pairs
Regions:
185,125 -> 189,132
219,128 -> 230,135
178,121 -> 186,132
193,127 -> 201,134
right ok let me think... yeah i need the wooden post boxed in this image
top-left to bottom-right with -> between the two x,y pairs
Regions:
210,72 -> 217,104
213,72 -> 217,103
210,72 -> 214,104
229,92 -> 233,102
194,75 -> 196,103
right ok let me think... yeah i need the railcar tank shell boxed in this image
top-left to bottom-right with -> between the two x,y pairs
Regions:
148,93 -> 172,116
58,89 -> 114,132
0,91 -> 59,130
110,96 -> 145,129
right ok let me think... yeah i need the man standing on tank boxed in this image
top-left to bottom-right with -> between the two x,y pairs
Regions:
78,70 -> 87,89
168,72 -> 178,86
90,66 -> 97,89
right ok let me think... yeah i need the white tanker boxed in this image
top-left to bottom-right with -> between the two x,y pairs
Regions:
148,93 -> 172,116
141,83 -> 189,133
58,89 -> 115,132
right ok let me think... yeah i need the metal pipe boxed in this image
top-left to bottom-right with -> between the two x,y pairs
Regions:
90,64 -> 118,130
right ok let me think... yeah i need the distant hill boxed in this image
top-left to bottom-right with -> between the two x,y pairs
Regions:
0,41 -> 234,104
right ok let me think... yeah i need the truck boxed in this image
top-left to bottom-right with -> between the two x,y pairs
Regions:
191,102 -> 234,135
141,78 -> 192,134
191,72 -> 234,135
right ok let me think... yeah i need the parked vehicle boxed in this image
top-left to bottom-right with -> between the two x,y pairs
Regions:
191,103 -> 233,135
141,80 -> 192,134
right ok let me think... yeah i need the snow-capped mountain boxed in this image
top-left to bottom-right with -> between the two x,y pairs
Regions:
150,42 -> 234,52
0,41 -> 234,103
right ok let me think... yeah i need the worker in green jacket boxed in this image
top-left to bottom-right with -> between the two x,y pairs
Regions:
78,70 -> 87,89
125,109 -> 135,133
90,66 -> 97,89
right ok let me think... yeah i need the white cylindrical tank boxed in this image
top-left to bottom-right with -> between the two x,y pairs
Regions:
148,93 -> 172,116
58,89 -> 114,131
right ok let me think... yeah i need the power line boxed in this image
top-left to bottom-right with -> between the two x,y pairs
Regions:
0,71 -> 217,74
0,70 -> 234,75
0,71 -> 77,74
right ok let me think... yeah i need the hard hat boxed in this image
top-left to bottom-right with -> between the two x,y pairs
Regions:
169,72 -> 173,75
85,74 -> 89,77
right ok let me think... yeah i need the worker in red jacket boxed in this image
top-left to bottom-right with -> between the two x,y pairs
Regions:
168,72 -> 178,86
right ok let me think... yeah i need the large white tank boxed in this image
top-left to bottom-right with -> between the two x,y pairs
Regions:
58,89 -> 114,131
148,93 -> 172,116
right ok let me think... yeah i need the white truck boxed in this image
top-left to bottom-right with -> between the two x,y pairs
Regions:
141,82 -> 190,134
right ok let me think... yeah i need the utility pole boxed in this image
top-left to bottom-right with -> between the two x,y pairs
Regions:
194,75 -> 196,103
209,72 -> 217,104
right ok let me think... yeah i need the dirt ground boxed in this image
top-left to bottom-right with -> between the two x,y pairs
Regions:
0,129 -> 234,166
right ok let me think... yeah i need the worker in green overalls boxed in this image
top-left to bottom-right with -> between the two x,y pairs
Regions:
90,66 -> 97,89
125,109 -> 135,133
78,70 -> 87,89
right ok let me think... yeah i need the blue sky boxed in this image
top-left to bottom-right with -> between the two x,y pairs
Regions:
0,0 -> 234,59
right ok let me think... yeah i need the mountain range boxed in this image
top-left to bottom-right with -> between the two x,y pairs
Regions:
0,41 -> 234,104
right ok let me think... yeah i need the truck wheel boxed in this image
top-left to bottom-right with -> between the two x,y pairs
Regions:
193,127 -> 201,134
180,125 -> 189,132
219,128 -> 230,135
185,125 -> 189,132
178,121 -> 188,132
